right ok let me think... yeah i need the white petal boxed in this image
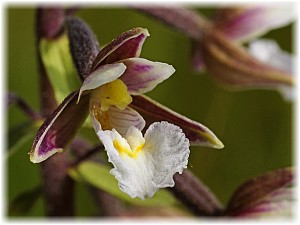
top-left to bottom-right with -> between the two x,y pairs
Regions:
143,121 -> 190,187
97,121 -> 190,200
77,63 -> 126,103
97,128 -> 153,199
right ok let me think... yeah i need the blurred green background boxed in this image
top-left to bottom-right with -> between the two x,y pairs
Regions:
7,6 -> 293,217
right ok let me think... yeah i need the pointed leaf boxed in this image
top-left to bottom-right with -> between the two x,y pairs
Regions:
91,27 -> 149,71
120,58 -> 175,95
131,95 -> 224,149
68,161 -> 177,207
40,34 -> 81,103
30,91 -> 89,163
226,167 -> 294,216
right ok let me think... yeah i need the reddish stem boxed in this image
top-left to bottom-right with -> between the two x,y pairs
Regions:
36,7 -> 74,217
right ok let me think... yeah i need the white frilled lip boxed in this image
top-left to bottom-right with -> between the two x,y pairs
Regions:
97,121 -> 190,199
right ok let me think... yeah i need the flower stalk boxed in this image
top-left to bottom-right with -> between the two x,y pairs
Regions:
133,6 -> 210,40
36,7 -> 74,217
169,170 -> 224,216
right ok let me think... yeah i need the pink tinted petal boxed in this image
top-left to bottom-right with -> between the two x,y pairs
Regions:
91,28 -> 149,71
108,106 -> 146,136
213,5 -> 295,42
30,91 -> 89,163
120,58 -> 175,95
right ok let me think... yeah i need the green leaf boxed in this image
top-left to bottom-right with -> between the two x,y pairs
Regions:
68,161 -> 177,207
8,185 -> 42,216
40,34 -> 81,103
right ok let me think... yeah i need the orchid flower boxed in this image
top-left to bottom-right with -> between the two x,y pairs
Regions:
30,25 -> 223,163
77,27 -> 175,137
30,27 -> 173,163
98,121 -> 190,199
136,6 -> 295,92
212,5 -> 296,101
191,4 -> 295,71
199,5 -> 295,95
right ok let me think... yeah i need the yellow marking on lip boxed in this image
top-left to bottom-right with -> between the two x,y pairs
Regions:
113,139 -> 144,158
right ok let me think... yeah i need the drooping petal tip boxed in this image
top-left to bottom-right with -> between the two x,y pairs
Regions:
29,147 -> 63,164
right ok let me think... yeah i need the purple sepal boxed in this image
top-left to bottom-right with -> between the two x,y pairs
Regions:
131,95 -> 224,149
91,27 -> 149,71
30,91 -> 89,163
